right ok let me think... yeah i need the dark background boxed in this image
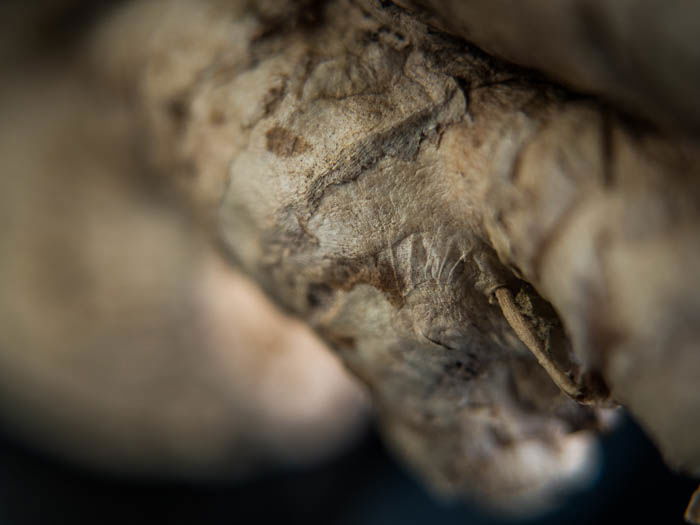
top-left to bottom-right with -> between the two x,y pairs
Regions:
0,413 -> 694,525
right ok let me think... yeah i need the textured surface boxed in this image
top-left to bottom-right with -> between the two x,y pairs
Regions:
125,0 -> 607,505
1,0 -> 699,513
394,0 -> 700,134
109,0 -> 700,504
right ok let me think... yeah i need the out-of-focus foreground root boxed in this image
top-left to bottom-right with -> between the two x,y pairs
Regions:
0,0 -> 367,477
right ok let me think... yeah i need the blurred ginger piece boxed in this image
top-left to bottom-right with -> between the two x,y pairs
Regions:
0,60 -> 367,475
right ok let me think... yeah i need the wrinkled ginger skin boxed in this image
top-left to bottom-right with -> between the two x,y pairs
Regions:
97,0 -> 700,505
393,0 -> 700,135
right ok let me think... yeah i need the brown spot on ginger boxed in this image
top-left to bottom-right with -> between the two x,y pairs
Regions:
265,126 -> 311,157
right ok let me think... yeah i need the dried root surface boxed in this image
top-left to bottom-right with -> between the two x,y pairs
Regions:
4,0 -> 700,512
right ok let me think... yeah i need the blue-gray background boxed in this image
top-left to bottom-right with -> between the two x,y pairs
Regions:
0,414 -> 694,525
